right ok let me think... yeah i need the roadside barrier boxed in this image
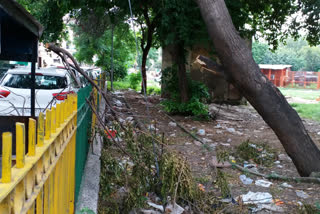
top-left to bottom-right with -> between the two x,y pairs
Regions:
0,94 -> 78,213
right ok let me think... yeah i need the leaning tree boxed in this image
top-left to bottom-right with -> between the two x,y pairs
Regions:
197,0 -> 320,176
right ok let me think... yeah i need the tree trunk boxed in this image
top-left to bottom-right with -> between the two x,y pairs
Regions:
197,0 -> 320,176
174,43 -> 189,103
141,50 -> 148,94
110,24 -> 115,91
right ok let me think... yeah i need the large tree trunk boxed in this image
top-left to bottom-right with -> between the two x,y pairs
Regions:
197,0 -> 320,176
174,43 -> 189,103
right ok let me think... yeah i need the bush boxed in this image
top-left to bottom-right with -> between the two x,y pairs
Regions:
161,66 -> 210,118
128,72 -> 142,90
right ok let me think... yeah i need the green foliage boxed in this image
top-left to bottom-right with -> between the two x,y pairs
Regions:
147,86 -> 161,95
279,88 -> 319,100
236,140 -> 276,167
76,208 -> 95,214
99,124 -> 201,213
252,39 -> 320,71
161,67 -> 210,118
73,23 -> 135,81
128,73 -> 142,90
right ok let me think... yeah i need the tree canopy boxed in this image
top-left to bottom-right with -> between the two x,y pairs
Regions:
253,39 -> 320,71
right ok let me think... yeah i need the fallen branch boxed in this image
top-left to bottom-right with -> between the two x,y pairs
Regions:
46,43 -> 127,131
231,163 -> 320,184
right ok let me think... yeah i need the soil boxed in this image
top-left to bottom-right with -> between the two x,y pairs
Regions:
107,90 -> 320,213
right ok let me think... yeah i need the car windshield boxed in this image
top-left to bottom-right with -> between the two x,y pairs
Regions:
1,74 -> 68,89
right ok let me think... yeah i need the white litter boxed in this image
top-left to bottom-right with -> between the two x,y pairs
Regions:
239,175 -> 253,185
255,180 -> 273,188
165,203 -> 185,214
197,129 -> 206,136
169,122 -> 177,127
240,191 -> 273,204
295,190 -> 310,199
280,182 -> 293,188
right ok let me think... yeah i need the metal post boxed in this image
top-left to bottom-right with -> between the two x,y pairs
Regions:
31,40 -> 38,117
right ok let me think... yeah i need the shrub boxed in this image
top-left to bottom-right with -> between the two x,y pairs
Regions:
128,72 -> 142,90
161,66 -> 210,118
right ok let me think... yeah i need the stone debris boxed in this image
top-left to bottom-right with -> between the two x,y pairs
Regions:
255,180 -> 273,188
185,142 -> 192,145
239,191 -> 273,204
227,138 -> 232,143
226,127 -> 236,133
216,130 -> 223,134
197,129 -> 206,136
170,133 -> 176,137
295,190 -> 310,199
168,122 -> 177,127
220,143 -> 231,147
193,140 -> 202,146
210,156 -> 232,168
239,174 -> 253,185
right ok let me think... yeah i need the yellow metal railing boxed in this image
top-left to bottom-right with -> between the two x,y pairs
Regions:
0,94 -> 78,214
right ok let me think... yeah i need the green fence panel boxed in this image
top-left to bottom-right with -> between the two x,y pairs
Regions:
75,85 -> 93,203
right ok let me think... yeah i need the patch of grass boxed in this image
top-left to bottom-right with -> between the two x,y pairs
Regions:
279,88 -> 320,100
236,140 -> 276,167
107,79 -> 161,95
291,103 -> 320,121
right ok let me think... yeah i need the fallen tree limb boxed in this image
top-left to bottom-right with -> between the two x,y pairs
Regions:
231,163 -> 320,184
46,43 -> 127,131
193,55 -> 225,77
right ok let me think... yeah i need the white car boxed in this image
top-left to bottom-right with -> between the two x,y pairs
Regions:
0,66 -> 80,116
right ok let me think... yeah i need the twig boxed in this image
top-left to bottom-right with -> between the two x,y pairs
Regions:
231,163 -> 320,184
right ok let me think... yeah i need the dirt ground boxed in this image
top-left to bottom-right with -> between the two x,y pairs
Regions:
108,90 -> 320,213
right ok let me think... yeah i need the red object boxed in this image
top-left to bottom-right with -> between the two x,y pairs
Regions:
105,130 -> 117,139
28,73 -> 43,76
0,89 -> 10,98
52,91 -> 74,101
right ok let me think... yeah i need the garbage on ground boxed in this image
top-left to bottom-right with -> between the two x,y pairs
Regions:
105,130 -> 117,139
202,138 -> 212,143
239,191 -> 273,204
169,122 -> 177,127
185,142 -> 192,145
251,203 -> 284,213
170,133 -> 176,137
198,184 -> 205,192
227,138 -> 232,143
239,174 -> 253,185
165,203 -> 185,214
273,199 -> 284,206
243,163 -> 259,173
216,130 -> 223,134
255,179 -> 273,188
280,182 -> 293,188
295,190 -> 310,199
220,143 -> 230,147
147,201 -> 164,211
210,156 -> 232,168
114,99 -> 123,107
140,209 -> 161,214
197,129 -> 206,136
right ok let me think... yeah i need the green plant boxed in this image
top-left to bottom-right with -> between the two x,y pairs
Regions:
236,140 -> 276,167
161,67 -> 210,118
128,72 -> 142,90
76,208 -> 95,214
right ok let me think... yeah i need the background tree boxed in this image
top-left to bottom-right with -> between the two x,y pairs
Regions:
73,23 -> 135,80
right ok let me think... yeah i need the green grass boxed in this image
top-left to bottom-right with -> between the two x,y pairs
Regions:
279,88 -> 320,100
107,80 -> 161,95
291,103 -> 320,121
